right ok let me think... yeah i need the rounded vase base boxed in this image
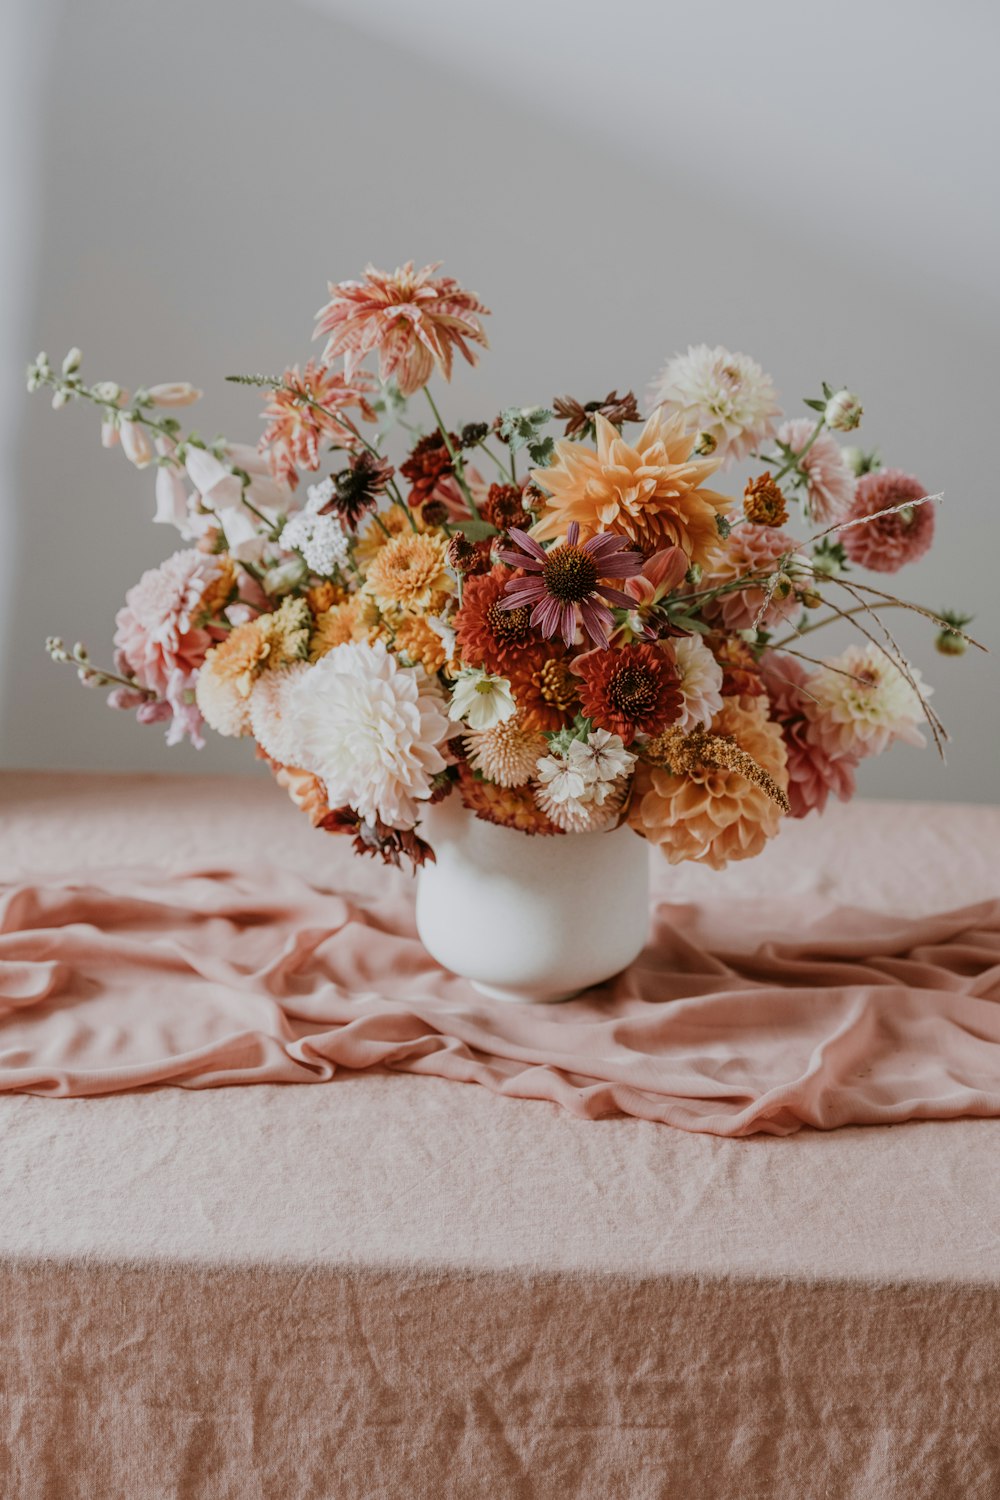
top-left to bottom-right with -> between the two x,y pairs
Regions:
470,979 -> 583,1005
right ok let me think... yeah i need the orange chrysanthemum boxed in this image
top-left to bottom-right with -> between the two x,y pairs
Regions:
530,410 -> 732,564
309,597 -> 383,660
456,763 -> 562,836
259,361 -> 377,488
394,613 -> 455,676
454,564 -> 538,673
630,697 -> 788,869
504,650 -> 580,733
314,262 -> 490,397
364,531 -> 454,613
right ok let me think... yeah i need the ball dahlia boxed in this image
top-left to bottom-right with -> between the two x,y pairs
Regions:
701,525 -> 803,632
629,698 -> 788,868
289,640 -> 453,829
841,468 -> 935,572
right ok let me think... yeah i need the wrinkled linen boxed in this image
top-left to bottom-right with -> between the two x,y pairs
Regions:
2,774 -> 1000,1500
1,867 -> 999,1135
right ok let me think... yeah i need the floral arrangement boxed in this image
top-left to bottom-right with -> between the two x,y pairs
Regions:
29,261 -> 981,870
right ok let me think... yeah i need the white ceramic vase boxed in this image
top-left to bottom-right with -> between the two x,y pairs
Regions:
415,795 -> 651,1003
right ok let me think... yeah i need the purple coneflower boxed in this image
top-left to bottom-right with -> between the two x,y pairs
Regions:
498,523 -> 642,649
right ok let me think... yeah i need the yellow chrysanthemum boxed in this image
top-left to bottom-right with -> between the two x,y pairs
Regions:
195,598 -> 311,736
309,596 -> 384,660
393,613 -> 455,676
354,504 -> 425,570
531,410 -> 732,565
364,531 -> 454,613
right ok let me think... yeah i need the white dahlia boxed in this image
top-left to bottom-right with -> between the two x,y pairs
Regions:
289,640 -> 452,828
805,642 -> 930,759
649,345 -> 781,464
248,662 -> 310,766
672,635 -> 725,731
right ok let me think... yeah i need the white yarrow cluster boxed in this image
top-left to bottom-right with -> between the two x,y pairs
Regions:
534,729 -> 636,833
650,344 -> 781,464
288,641 -> 452,828
280,510 -> 350,576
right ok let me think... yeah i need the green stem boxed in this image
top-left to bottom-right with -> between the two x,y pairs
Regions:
770,600 -> 909,648
771,416 -> 824,484
423,387 -> 481,520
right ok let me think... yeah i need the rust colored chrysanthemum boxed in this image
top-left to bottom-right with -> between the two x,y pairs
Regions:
454,564 -> 537,672
575,641 -> 682,745
504,651 -> 580,733
481,482 -> 526,533
394,613 -> 454,675
743,471 -> 789,527
456,763 -> 562,836
400,430 -> 458,508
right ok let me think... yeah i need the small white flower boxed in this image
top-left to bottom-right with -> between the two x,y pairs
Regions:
306,477 -> 336,512
535,754 -> 589,806
448,668 -> 517,731
51,389 -> 71,410
824,389 -> 863,432
279,512 -> 350,576
565,728 -> 635,787
61,347 -> 82,374
93,381 -> 123,402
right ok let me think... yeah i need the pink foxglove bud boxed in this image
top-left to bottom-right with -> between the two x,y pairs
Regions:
146,382 -> 202,408
120,417 -> 153,469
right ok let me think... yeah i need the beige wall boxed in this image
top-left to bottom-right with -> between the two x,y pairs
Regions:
2,0 -> 997,800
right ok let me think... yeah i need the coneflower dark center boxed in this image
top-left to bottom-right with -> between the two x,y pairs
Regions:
542,544 -> 598,603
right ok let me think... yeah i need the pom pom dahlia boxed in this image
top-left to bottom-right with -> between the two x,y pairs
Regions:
314,261 -> 490,397
841,468 -> 935,572
630,698 -> 788,869
701,525 -> 803,632
649,345 -> 781,464
777,418 -> 855,526
290,641 -> 452,829
248,663 -> 311,767
530,411 -> 732,566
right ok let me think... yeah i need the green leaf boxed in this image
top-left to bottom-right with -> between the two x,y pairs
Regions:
802,397 -> 827,412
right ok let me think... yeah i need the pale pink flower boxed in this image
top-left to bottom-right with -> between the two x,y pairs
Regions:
701,525 -> 803,631
778,418 -> 855,525
258,361 -> 378,489
113,549 -> 229,745
146,382 -> 202,408
804,642 -> 930,759
314,262 -> 490,397
183,442 -> 295,546
841,468 -> 935,572
759,652 -> 858,818
120,417 -> 153,469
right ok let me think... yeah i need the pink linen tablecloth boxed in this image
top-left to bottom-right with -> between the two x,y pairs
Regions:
1,772 -> 999,1499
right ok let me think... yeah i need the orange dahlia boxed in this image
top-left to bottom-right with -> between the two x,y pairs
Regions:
453,564 -> 538,673
456,763 -> 562,836
530,410 -> 732,564
314,262 -> 490,397
575,641 -> 682,746
259,361 -> 377,488
630,697 -> 788,868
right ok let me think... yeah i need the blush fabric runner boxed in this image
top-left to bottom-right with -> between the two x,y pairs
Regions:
1,866 -> 998,1136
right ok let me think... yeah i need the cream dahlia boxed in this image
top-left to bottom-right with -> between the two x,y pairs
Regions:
248,662 -> 310,767
289,641 -> 452,829
314,262 -> 490,397
804,642 -> 930,758
649,345 -> 781,464
777,418 -> 855,526
672,634 -> 725,731
530,410 -> 732,564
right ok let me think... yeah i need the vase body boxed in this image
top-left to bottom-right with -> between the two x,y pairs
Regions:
415,796 -> 651,1003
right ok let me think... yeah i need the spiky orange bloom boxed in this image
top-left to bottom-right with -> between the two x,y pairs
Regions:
314,262 -> 490,397
259,361 -> 377,488
454,564 -> 537,673
456,763 -> 562,836
530,410 -> 732,563
575,641 -> 682,745
630,697 -> 788,869
504,650 -> 580,733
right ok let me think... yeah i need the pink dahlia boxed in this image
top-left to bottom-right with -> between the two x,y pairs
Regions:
701,525 -> 803,631
778,418 -> 855,525
498,523 -> 643,648
759,652 -> 858,818
314,262 -> 490,397
113,549 -> 229,746
259,361 -> 377,488
841,468 -> 935,572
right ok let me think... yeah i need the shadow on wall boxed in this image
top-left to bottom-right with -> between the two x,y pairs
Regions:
4,0 -> 996,799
